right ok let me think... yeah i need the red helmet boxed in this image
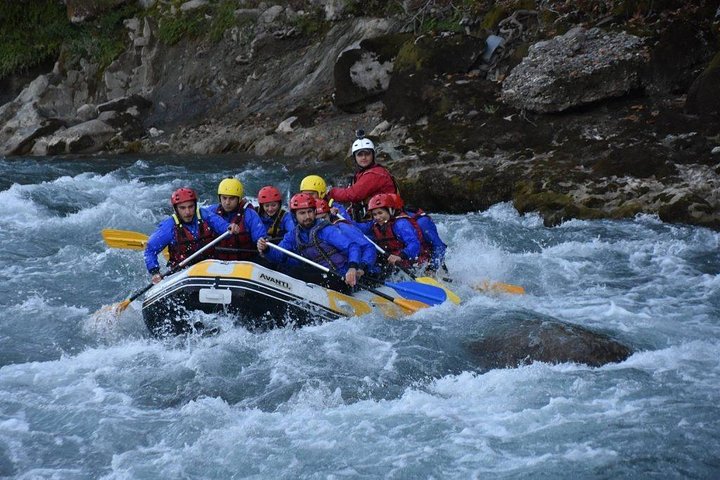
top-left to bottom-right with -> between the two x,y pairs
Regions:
367,193 -> 395,211
289,192 -> 316,211
258,185 -> 282,204
170,188 -> 197,206
315,198 -> 331,214
388,193 -> 404,209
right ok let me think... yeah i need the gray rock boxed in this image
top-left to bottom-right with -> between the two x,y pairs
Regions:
180,0 -> 208,12
501,28 -> 648,113
259,5 -> 284,25
97,94 -> 152,113
369,120 -> 391,136
334,33 -> 410,113
465,312 -> 632,369
37,119 -> 116,155
76,104 -> 97,122
0,104 -> 65,156
276,116 -> 298,133
685,51 -> 720,117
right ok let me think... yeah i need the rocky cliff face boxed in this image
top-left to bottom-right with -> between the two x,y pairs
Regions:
1,0 -> 719,229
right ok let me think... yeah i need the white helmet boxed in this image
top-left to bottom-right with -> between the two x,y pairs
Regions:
351,138 -> 375,156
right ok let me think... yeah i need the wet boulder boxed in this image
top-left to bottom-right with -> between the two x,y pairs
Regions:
501,27 -> 648,113
384,33 -> 486,121
465,312 -> 632,369
333,33 -> 410,113
685,51 -> 720,117
31,119 -> 116,155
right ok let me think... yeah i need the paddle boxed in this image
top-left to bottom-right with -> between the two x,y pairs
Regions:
96,230 -> 232,317
472,280 -> 526,295
102,229 -> 170,260
263,241 -> 428,314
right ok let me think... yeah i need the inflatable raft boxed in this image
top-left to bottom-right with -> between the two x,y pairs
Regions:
142,259 -> 421,336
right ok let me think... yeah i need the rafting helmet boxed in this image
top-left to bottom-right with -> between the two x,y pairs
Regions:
368,193 -> 395,216
388,193 -> 404,210
217,177 -> 243,198
170,188 -> 198,206
299,175 -> 327,198
257,185 -> 282,204
289,192 -> 316,211
315,198 -> 331,215
351,138 -> 375,157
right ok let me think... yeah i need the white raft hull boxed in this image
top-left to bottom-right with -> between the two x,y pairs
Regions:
142,260 -> 412,336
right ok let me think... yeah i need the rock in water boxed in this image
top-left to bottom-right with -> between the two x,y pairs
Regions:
465,311 -> 632,369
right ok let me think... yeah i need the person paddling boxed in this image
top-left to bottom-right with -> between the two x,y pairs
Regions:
256,185 -> 294,242
207,177 -> 267,260
389,193 -> 448,273
326,131 -> 399,221
257,193 -> 361,293
300,174 -> 350,219
357,193 -> 430,277
315,198 -> 378,279
144,188 -> 242,284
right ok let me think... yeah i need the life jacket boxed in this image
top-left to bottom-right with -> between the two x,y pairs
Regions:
371,214 -> 431,268
405,207 -> 427,221
265,208 -> 288,240
168,207 -> 215,267
213,201 -> 254,260
295,220 -> 347,272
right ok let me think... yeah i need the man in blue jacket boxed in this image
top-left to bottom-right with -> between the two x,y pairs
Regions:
144,187 -> 241,284
257,193 -> 360,292
207,177 -> 267,261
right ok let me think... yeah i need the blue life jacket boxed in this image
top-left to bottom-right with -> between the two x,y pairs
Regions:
295,219 -> 347,272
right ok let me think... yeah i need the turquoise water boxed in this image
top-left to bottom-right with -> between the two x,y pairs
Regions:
0,155 -> 718,479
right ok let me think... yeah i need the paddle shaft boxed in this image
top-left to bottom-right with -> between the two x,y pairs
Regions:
124,230 -> 232,304
264,241 -> 410,306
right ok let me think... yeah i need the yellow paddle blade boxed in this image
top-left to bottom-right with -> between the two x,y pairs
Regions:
394,297 -> 430,313
415,276 -> 462,304
90,299 -> 131,324
474,280 -> 526,295
101,229 -> 169,260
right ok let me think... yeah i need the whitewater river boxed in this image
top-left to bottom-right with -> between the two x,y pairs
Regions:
0,155 -> 718,479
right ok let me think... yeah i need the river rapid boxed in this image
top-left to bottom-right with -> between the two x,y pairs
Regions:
0,155 -> 718,479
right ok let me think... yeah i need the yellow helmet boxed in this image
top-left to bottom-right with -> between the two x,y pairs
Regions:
217,177 -> 243,198
299,175 -> 327,198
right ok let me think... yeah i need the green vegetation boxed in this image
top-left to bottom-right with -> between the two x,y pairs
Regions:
291,8 -> 331,37
156,7 -> 210,45
0,1 -> 73,79
209,1 -> 239,42
0,1 -> 140,80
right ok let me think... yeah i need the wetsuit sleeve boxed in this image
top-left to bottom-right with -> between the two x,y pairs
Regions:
201,206 -> 231,235
281,211 -> 296,237
417,216 -> 447,267
330,201 -> 351,220
355,220 -> 373,235
327,168 -> 393,203
394,219 -> 421,260
244,208 -> 268,242
264,229 -> 299,266
341,223 -> 378,270
144,218 -> 174,274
